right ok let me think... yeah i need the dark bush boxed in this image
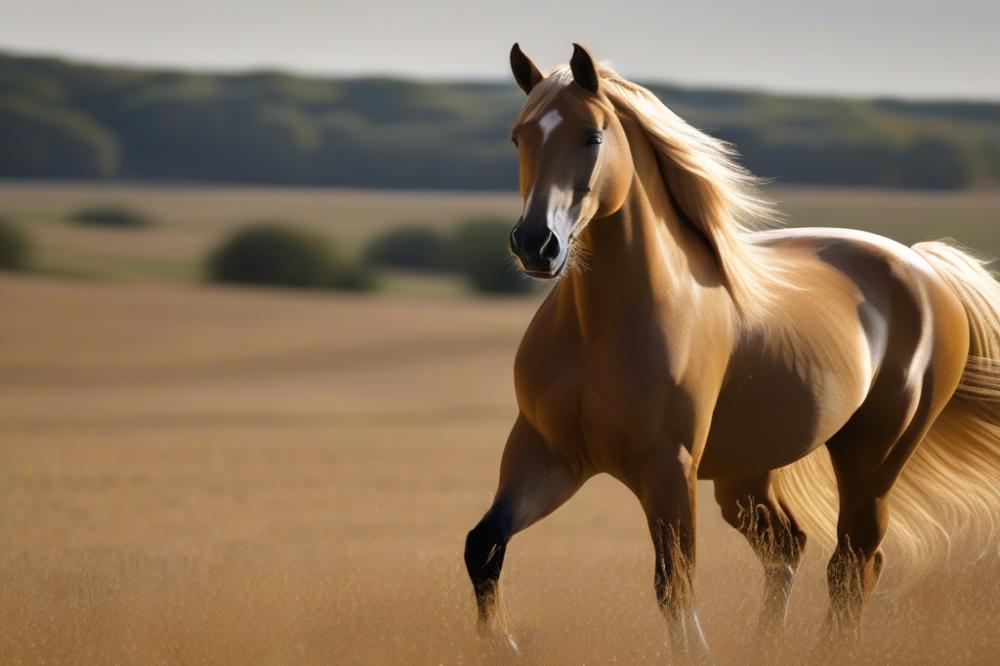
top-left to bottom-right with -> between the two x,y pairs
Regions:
207,223 -> 371,291
0,218 -> 31,270
451,218 -> 533,294
71,205 -> 151,228
364,225 -> 453,272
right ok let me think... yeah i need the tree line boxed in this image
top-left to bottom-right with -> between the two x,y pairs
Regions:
2,52 -> 1000,190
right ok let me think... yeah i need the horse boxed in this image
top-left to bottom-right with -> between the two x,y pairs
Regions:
463,43 -> 1000,658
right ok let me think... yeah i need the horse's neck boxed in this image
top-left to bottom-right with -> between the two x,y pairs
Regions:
565,122 -> 723,339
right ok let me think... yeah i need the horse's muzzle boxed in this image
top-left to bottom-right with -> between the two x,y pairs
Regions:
510,218 -> 564,278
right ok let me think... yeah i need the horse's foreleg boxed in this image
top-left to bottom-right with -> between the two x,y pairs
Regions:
636,450 -> 713,661
463,414 -> 584,648
713,473 -> 806,646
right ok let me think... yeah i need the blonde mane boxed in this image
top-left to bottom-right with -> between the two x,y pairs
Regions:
515,64 -> 788,322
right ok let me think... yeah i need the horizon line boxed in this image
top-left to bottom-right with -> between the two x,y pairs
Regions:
4,45 -> 1000,106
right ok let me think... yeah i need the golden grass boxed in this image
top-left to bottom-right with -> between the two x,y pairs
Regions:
1,275 -> 997,664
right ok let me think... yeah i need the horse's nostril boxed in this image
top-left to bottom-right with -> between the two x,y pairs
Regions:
539,230 -> 560,261
509,225 -> 521,253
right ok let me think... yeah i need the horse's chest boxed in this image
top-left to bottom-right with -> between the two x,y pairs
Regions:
516,339 -> 686,470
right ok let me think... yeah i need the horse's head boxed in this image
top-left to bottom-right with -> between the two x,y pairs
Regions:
507,44 -> 633,278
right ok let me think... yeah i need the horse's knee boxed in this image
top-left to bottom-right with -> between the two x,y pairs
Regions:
464,505 -> 512,584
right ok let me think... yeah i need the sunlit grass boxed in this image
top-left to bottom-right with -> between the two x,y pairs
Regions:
0,275 -> 996,664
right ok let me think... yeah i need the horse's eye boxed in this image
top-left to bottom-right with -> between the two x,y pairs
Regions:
585,133 -> 603,146
511,136 -> 519,148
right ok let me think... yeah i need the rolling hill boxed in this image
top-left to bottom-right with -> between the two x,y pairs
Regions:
2,51 -> 1000,190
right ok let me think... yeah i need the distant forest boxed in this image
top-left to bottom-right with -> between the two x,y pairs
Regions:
3,52 -> 1000,190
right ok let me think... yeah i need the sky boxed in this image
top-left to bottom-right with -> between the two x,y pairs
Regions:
1,0 -> 999,100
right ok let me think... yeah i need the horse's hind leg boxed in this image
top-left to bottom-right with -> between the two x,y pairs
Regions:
463,414 -> 584,648
822,447 -> 896,642
714,472 -> 806,645
822,386 -> 943,642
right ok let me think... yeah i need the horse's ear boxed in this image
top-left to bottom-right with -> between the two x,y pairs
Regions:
510,43 -> 543,95
570,43 -> 599,94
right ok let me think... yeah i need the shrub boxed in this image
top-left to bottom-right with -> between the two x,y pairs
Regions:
364,225 -> 453,272
451,218 -> 533,294
71,205 -> 151,228
207,223 -> 371,291
0,218 -> 31,270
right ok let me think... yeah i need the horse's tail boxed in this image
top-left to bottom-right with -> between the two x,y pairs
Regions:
775,240 -> 1000,584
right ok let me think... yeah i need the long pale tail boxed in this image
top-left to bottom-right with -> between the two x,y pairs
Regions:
774,240 -> 1000,583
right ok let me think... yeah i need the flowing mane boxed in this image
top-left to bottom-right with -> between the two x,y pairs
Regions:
515,64 -> 789,322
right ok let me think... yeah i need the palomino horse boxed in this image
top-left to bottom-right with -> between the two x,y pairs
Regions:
464,43 -> 1000,658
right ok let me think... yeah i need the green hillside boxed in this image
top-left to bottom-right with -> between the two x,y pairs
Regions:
2,52 -> 1000,190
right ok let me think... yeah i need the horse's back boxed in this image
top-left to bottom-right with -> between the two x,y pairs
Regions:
753,227 -> 967,356
753,226 -> 938,279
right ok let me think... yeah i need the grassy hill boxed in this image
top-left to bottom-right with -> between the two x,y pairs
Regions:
2,52 -> 1000,190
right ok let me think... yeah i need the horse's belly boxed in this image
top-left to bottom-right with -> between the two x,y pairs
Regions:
698,413 -> 826,480
698,363 -> 866,479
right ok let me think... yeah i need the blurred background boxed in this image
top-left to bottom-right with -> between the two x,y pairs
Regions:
1,2 -> 998,664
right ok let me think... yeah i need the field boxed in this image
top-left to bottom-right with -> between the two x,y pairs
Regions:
2,182 -> 999,286
1,184 -> 999,664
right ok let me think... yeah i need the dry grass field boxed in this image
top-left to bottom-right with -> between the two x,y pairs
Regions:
2,184 -> 999,663
2,272 -> 999,665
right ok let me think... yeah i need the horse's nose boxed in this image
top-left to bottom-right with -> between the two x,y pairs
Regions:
538,229 -> 560,262
509,220 -> 523,254
511,219 -> 561,274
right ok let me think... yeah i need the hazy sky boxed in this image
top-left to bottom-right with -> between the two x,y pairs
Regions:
2,0 -> 998,99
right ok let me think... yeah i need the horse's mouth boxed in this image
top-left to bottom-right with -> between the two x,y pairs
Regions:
523,255 -> 567,280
